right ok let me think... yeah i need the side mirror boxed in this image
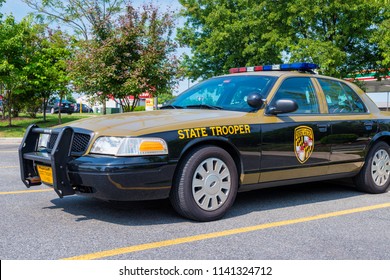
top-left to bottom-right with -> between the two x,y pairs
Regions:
266,99 -> 298,115
246,93 -> 264,109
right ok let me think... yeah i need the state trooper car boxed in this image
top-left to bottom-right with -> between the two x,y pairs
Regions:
19,63 -> 390,221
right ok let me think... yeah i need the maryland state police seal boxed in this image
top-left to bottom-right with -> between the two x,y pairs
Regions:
294,126 -> 314,164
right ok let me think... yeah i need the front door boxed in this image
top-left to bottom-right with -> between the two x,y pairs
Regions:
260,77 -> 331,183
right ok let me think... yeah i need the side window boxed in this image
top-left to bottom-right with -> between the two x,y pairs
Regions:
318,78 -> 366,114
270,77 -> 319,114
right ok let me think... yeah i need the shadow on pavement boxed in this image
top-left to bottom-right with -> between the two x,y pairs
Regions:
47,179 -> 365,226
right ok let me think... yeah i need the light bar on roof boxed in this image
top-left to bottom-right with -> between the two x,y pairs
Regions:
229,62 -> 318,74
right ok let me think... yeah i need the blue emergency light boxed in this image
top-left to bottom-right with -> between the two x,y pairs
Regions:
229,62 -> 319,74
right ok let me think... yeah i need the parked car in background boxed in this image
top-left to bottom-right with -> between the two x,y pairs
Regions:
75,103 -> 94,113
50,99 -> 75,114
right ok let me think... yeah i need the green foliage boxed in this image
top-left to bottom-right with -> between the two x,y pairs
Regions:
0,13 -> 74,125
178,0 -> 390,80
284,0 -> 386,78
133,106 -> 145,112
21,28 -> 72,122
24,97 -> 42,118
0,16 -> 36,126
69,3 -> 180,112
112,4 -> 179,111
371,7 -> 390,69
157,93 -> 174,105
178,0 -> 283,80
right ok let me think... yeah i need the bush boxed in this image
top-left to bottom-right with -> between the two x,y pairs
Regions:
134,106 -> 145,111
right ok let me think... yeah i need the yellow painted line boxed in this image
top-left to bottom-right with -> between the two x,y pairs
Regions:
0,166 -> 19,169
0,189 -> 52,195
63,202 -> 390,260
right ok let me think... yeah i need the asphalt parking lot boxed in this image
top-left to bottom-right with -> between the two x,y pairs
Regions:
1,140 -> 390,260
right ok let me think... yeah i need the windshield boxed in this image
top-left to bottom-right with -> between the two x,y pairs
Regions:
165,75 -> 276,112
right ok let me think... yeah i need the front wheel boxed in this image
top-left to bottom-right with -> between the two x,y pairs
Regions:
170,146 -> 238,222
354,141 -> 390,194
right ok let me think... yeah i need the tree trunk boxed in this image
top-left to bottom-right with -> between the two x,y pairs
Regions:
7,90 -> 12,127
58,97 -> 62,124
43,98 -> 47,122
102,98 -> 106,115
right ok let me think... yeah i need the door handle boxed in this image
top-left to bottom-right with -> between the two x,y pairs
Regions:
317,124 -> 328,133
364,121 -> 373,131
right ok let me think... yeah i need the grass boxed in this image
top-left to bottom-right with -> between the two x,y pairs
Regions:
0,113 -> 98,137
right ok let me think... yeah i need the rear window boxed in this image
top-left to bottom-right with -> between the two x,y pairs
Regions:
318,78 -> 367,114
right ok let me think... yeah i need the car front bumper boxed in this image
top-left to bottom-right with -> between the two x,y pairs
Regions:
67,155 -> 174,201
19,125 -> 174,201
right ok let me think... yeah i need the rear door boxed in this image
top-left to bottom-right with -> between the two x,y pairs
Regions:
315,78 -> 378,175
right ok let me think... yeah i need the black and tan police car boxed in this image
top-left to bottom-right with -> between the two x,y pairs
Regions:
19,63 -> 390,221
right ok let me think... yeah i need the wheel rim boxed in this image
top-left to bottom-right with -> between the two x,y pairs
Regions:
192,157 -> 231,211
371,149 -> 390,186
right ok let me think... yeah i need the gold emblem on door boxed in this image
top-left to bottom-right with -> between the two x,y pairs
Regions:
294,126 -> 314,164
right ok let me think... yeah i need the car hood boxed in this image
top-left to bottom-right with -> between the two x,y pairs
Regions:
70,109 -> 254,137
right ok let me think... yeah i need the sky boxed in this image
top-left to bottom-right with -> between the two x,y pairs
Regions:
2,0 -> 34,20
1,0 -> 193,95
1,0 -> 183,20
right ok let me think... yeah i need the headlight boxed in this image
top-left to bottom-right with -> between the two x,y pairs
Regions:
90,137 -> 168,156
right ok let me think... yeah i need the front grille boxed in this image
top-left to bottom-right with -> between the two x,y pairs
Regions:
48,134 -> 58,149
72,133 -> 91,153
47,132 -> 91,154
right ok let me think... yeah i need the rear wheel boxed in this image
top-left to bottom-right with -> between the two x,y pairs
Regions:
354,141 -> 390,194
170,146 -> 238,221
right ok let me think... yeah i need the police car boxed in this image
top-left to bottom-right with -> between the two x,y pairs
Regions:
19,63 -> 390,221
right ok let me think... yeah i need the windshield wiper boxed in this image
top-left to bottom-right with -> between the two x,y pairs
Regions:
160,104 -> 183,109
186,104 -> 222,110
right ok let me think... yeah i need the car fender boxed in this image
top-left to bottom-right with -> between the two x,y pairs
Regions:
366,131 -> 390,156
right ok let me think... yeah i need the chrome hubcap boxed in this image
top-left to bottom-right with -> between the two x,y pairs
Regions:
371,149 -> 390,186
192,158 -> 231,211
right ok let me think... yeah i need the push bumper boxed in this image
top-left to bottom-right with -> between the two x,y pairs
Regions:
19,125 -> 75,198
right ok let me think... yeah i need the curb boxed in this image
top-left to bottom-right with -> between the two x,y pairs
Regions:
0,138 -> 23,144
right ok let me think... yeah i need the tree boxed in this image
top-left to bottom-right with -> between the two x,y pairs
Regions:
0,16 -> 34,126
18,25 -> 72,121
178,0 -> 389,80
23,1 -> 131,114
111,4 -> 179,111
22,0 -> 128,40
371,3 -> 390,72
0,11 -> 73,124
177,0 -> 283,80
284,0 -> 387,78
68,37 -> 115,114
69,3 -> 180,112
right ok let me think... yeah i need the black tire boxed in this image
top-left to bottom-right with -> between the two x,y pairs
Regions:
354,141 -> 390,194
170,146 -> 238,222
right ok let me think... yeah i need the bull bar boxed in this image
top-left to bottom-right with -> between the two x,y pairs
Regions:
18,124 -> 75,198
